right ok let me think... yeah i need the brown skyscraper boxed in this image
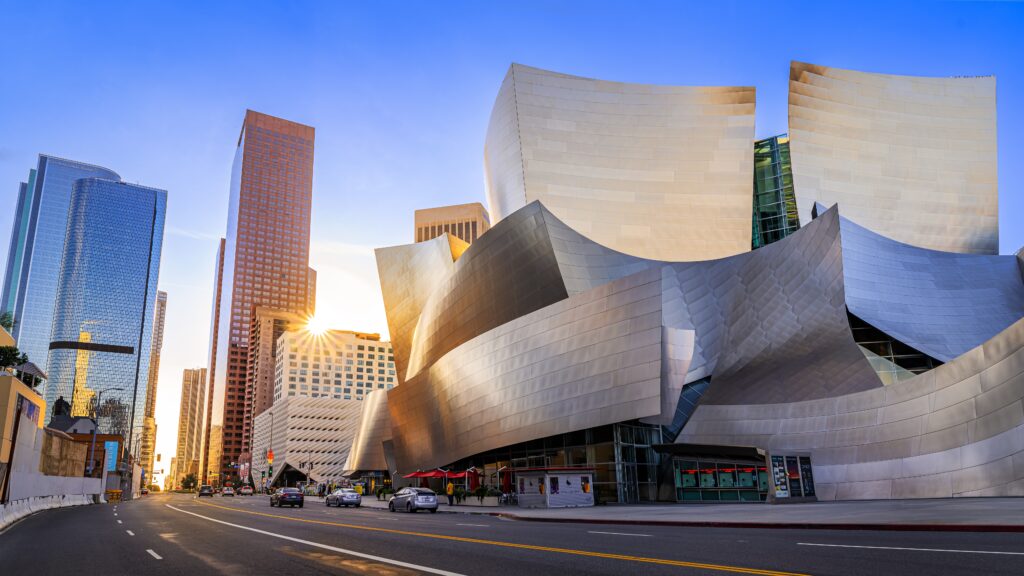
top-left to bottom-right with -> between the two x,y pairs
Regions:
414,202 -> 490,244
140,290 -> 167,482
206,110 -> 314,486
174,368 -> 207,485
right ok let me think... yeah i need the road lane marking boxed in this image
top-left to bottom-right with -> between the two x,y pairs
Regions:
588,531 -> 651,537
797,543 -> 1024,556
187,501 -> 807,575
117,520 -> 122,524
146,549 -> 162,560
126,530 -> 135,536
456,523 -> 489,527
114,513 -> 118,516
166,505 -> 462,575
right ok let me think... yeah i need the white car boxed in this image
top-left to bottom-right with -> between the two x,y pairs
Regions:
238,485 -> 254,496
222,486 -> 235,497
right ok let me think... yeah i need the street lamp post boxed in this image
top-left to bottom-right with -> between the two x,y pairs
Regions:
87,387 -> 124,477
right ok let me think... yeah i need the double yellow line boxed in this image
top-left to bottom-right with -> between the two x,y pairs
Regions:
196,500 -> 808,575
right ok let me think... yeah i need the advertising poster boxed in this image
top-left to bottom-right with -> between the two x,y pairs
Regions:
104,441 -> 119,472
799,457 -> 815,497
770,455 -> 789,498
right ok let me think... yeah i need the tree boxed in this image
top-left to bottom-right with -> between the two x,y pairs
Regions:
181,473 -> 198,491
0,346 -> 27,370
0,311 -> 14,331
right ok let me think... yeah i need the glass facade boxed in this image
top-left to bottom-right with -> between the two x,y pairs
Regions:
448,421 -> 662,504
672,458 -> 769,502
752,135 -> 799,249
3,156 -> 120,386
848,311 -> 941,384
45,178 -> 166,461
1,171 -> 35,315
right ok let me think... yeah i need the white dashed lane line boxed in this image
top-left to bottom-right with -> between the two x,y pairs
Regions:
126,530 -> 135,536
117,520 -> 122,524
797,543 -> 1024,556
166,504 -> 462,576
146,549 -> 163,560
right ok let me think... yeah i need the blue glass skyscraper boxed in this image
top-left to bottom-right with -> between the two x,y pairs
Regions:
45,178 -> 166,458
1,155 -> 120,378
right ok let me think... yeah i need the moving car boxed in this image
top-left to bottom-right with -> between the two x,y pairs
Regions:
388,487 -> 437,513
222,486 -> 235,497
271,487 -> 304,508
197,485 -> 214,497
326,488 -> 361,508
238,485 -> 254,496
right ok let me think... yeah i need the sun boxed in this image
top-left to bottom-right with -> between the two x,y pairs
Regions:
305,315 -> 329,336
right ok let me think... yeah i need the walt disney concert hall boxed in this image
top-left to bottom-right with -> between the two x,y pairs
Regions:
344,62 -> 1024,504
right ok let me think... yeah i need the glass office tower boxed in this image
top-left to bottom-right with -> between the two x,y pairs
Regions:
46,178 -> 166,459
752,135 -> 800,249
1,156 -> 121,383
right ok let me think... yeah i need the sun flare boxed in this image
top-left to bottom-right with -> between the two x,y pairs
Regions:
305,315 -> 329,336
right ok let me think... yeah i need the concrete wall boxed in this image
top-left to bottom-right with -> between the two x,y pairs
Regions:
1,413 -> 102,529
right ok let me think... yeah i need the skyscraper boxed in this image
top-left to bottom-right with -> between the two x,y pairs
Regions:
242,306 -> 307,460
1,156 -> 121,385
207,110 -> 314,485
199,238 -> 225,485
414,203 -> 490,244
45,178 -> 166,460
174,368 -> 206,485
140,290 -> 167,480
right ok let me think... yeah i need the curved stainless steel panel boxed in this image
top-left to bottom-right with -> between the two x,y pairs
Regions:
662,205 -> 880,405
484,64 -> 755,261
375,234 -> 464,383
679,316 -> 1024,500
838,209 -> 1024,362
389,267 -> 665,473
402,202 -> 656,381
343,390 -> 391,476
789,61 -> 998,254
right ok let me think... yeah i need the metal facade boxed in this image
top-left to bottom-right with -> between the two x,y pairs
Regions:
484,64 -> 755,261
789,61 -> 998,254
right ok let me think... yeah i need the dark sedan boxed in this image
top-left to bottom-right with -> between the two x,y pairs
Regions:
270,487 -> 304,508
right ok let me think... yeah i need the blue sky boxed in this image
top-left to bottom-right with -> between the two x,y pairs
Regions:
2,0 -> 1022,479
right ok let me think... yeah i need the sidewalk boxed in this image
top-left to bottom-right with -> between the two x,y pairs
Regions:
340,495 -> 1024,532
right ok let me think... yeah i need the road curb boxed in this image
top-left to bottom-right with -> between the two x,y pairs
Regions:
357,502 -> 1024,533
470,513 -> 1024,533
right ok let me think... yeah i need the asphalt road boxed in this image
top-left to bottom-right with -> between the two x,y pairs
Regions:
2,493 -> 1023,575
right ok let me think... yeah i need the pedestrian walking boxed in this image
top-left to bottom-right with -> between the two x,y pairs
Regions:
446,480 -> 455,506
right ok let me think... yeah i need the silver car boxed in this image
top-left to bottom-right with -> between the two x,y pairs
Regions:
326,488 -> 362,508
389,487 -> 438,513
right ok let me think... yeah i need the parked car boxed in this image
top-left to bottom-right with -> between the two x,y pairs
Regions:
198,485 -> 214,497
222,486 -> 235,497
271,487 -> 304,508
238,485 -> 254,496
389,487 -> 438,513
140,488 -> 149,496
326,488 -> 362,508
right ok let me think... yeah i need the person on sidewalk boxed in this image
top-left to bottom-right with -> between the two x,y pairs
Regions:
446,481 -> 455,506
